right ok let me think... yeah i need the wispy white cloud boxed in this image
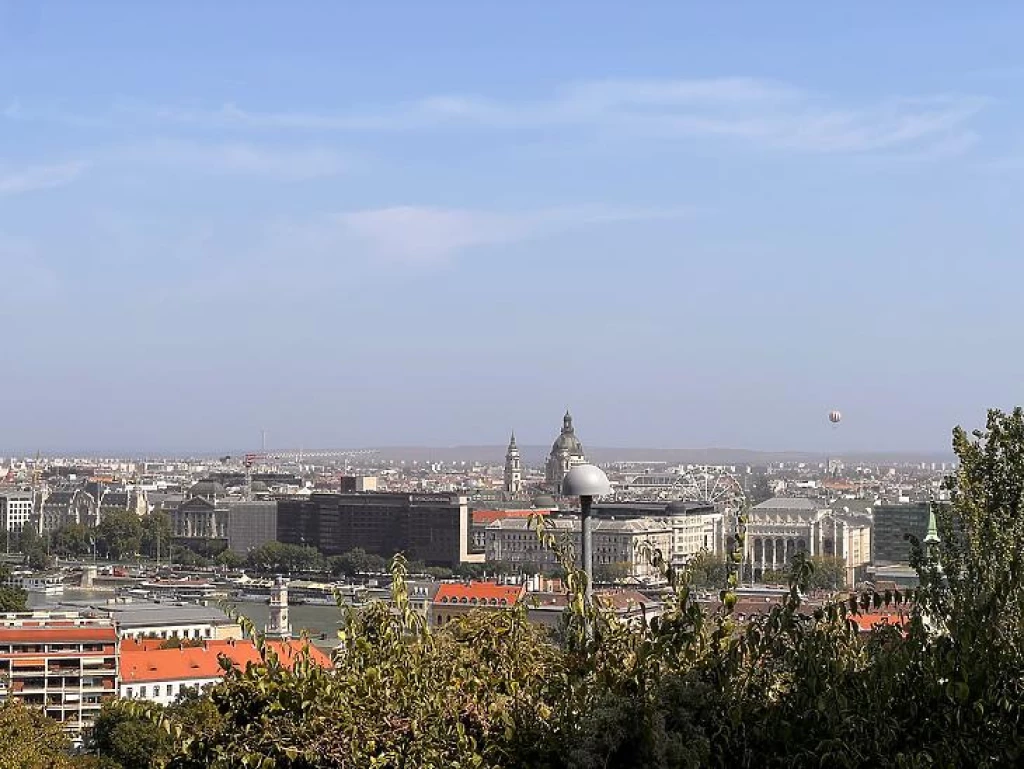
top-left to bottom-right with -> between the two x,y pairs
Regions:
0,160 -> 87,195
108,139 -> 349,181
135,77 -> 985,156
279,203 -> 697,266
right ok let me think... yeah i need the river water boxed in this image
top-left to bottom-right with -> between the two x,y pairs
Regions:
28,589 -> 345,650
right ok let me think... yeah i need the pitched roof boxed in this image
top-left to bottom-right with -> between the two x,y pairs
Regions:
0,626 -> 117,643
119,639 -> 331,683
472,509 -> 538,525
434,581 -> 524,606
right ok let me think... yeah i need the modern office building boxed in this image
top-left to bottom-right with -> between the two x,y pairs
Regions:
225,501 -> 278,555
276,492 -> 479,566
872,502 -> 931,566
0,613 -> 118,740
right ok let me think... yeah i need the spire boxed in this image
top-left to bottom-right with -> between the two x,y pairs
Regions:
508,429 -> 517,449
563,410 -> 573,432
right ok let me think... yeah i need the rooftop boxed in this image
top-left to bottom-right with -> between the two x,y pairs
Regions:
119,638 -> 331,683
434,582 -> 525,606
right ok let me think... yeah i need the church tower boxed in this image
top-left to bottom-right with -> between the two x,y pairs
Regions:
266,575 -> 291,639
545,410 -> 586,491
504,431 -> 523,498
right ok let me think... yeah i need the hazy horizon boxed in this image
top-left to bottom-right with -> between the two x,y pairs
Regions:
2,3 -> 1021,454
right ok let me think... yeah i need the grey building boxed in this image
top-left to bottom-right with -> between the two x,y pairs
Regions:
226,501 -> 278,555
276,493 -> 479,567
872,502 -> 931,566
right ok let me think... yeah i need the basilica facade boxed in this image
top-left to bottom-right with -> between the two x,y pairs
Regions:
544,411 -> 587,491
502,411 -> 588,498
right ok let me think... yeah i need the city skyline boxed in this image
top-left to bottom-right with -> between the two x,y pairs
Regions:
3,3 -> 1023,453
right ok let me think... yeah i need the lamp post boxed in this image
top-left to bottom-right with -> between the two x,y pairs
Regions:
561,464 -> 611,606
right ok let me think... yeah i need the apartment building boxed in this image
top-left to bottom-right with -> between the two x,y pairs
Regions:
0,613 -> 118,740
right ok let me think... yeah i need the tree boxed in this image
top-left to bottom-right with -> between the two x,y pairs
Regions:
26,546 -> 52,571
215,549 -> 245,569
91,702 -> 172,769
593,561 -> 631,583
0,699 -> 78,768
687,551 -> 728,588
247,541 -> 324,574
97,509 -> 143,560
51,522 -> 93,558
15,525 -> 40,554
328,548 -> 386,578
140,511 -> 173,560
0,565 -> 27,612
806,555 -> 846,590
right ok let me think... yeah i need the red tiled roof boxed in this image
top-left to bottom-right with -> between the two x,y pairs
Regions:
434,581 -> 524,606
0,627 -> 117,643
472,509 -> 540,525
849,613 -> 908,633
119,639 -> 331,684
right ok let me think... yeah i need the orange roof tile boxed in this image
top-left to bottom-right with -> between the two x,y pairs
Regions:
0,627 -> 117,643
849,613 -> 908,632
472,509 -> 540,525
434,581 -> 524,606
119,639 -> 331,683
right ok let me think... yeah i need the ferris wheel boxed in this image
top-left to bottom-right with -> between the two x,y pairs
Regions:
675,466 -> 747,512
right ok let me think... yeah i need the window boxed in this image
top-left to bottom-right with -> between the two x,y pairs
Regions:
154,685 -> 162,697
140,686 -> 147,698
126,687 -> 133,698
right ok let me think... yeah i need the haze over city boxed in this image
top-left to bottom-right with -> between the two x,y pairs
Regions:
3,2 -> 1024,454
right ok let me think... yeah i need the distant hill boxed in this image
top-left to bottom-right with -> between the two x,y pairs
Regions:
354,445 -> 956,466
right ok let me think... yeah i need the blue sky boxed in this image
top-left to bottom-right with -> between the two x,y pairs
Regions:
1,2 -> 1022,454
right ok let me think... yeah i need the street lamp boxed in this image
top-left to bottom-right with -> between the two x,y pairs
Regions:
561,464 -> 611,605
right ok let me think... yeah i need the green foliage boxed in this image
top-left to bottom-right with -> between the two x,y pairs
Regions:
0,699 -> 78,768
763,556 -> 846,590
97,509 -> 143,560
91,703 -> 172,769
214,549 -> 245,569
0,585 -> 28,611
327,547 -> 386,577
593,561 -> 631,583
687,551 -> 728,589
246,541 -> 325,574
51,522 -> 93,557
171,546 -> 212,568
25,546 -> 52,571
140,512 -> 173,559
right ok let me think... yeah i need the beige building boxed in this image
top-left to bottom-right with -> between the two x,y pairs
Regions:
485,516 -> 673,579
745,498 -> 872,587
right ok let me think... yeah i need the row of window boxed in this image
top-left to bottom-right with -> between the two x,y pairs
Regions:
437,596 -> 509,606
124,682 -> 200,699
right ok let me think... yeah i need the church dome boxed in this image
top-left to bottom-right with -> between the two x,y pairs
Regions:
550,410 -> 584,456
532,495 -> 557,509
189,480 -> 226,498
551,432 -> 584,455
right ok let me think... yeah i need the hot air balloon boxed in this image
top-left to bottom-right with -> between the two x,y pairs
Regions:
829,410 -> 842,425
